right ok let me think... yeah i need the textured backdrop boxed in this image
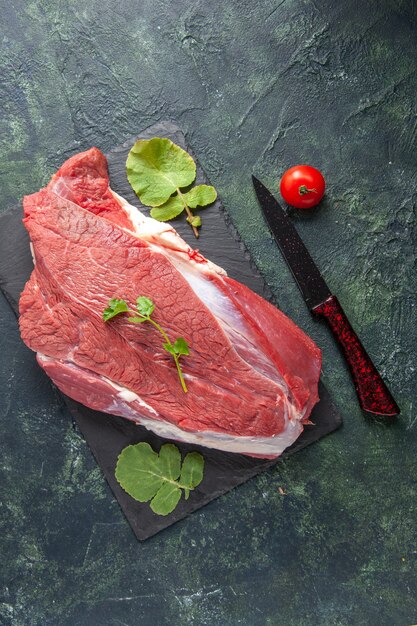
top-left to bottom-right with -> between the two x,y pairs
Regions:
1,1 -> 416,624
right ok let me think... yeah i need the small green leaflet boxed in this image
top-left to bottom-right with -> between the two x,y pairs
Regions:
187,215 -> 202,228
115,442 -> 205,515
183,184 -> 217,209
150,482 -> 182,514
149,195 -> 184,222
180,451 -> 205,500
173,337 -> 190,356
103,298 -> 129,322
126,137 -> 217,238
163,337 -> 190,358
136,296 -> 155,317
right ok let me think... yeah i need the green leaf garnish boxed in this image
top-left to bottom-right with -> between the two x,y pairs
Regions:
115,442 -> 205,516
183,184 -> 217,209
104,296 -> 190,393
136,296 -> 155,317
150,482 -> 182,515
150,196 -> 185,222
163,342 -> 176,357
126,137 -> 217,238
126,138 -> 196,207
158,442 -> 181,478
102,298 -> 129,321
115,442 -> 164,502
187,215 -> 202,228
173,337 -> 190,356
180,452 -> 205,490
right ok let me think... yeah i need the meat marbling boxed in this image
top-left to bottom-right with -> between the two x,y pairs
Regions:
19,147 -> 322,458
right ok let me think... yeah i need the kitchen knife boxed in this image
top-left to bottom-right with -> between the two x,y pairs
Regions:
252,175 -> 400,417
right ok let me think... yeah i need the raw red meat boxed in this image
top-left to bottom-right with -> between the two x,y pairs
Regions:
19,148 -> 321,458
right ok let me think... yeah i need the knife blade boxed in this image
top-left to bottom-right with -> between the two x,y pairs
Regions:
252,175 -> 400,417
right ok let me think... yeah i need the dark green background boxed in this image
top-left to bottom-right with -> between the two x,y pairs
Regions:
1,1 -> 416,624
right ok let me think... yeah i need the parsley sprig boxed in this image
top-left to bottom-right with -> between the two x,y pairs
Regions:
103,296 -> 189,393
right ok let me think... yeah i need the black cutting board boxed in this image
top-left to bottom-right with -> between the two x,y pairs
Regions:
0,121 -> 342,540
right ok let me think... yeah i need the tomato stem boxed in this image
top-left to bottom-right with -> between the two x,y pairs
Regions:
299,185 -> 317,196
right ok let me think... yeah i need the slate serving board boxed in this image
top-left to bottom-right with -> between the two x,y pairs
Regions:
0,121 -> 342,540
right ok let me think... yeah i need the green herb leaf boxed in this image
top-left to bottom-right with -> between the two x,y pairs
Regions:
157,443 -> 181,480
136,296 -> 155,317
150,482 -> 182,516
126,138 -> 196,206
183,184 -> 217,209
115,442 -> 205,516
173,337 -> 190,356
150,195 -> 185,221
180,452 -> 205,490
103,298 -> 129,322
115,442 -> 165,502
163,342 -> 176,356
187,215 -> 202,228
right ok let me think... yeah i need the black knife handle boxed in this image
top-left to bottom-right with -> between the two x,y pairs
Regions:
312,295 -> 400,417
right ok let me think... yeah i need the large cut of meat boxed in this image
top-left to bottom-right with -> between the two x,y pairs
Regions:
19,147 -> 321,458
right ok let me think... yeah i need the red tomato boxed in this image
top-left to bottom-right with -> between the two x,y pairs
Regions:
280,165 -> 325,209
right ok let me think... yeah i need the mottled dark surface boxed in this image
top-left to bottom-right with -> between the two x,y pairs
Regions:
0,1 -> 416,625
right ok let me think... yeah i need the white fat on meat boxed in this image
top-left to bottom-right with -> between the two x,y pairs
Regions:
113,191 -> 289,389
111,190 -> 226,276
37,353 -> 301,457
